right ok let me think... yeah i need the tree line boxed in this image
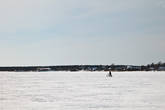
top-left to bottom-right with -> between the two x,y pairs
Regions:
0,62 -> 164,72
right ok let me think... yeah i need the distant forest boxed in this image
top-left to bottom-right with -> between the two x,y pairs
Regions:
0,62 -> 164,72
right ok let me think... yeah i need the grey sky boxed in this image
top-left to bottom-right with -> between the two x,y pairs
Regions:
0,0 -> 165,66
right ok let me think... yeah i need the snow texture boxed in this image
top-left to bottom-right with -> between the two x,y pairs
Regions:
0,71 -> 165,110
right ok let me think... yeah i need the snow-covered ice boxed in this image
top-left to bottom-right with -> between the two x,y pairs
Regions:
0,71 -> 165,110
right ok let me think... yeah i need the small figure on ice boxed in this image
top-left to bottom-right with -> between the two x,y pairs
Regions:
107,70 -> 112,77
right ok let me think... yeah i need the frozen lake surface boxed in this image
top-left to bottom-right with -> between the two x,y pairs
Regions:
0,71 -> 165,110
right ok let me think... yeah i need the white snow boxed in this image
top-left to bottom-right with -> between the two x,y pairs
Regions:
0,71 -> 165,110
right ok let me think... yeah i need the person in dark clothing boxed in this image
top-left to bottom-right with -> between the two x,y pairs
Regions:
108,70 -> 112,77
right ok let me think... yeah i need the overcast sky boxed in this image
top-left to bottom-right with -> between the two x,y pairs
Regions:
0,0 -> 165,66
